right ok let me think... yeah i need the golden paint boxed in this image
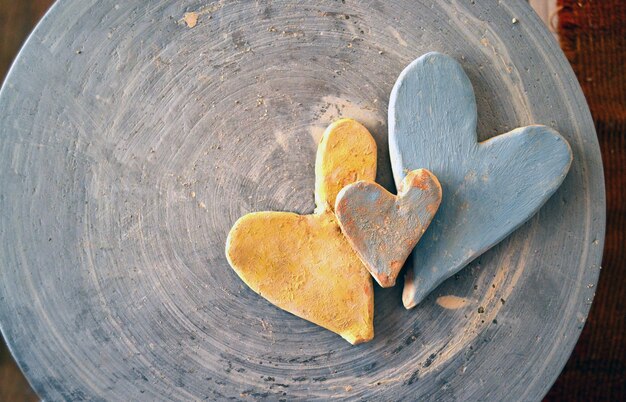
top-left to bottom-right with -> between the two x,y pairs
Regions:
315,119 -> 377,212
226,119 -> 376,344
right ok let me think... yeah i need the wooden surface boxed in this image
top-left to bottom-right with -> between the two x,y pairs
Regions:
545,1 -> 626,400
0,341 -> 38,402
0,0 -> 606,400
0,3 -> 54,401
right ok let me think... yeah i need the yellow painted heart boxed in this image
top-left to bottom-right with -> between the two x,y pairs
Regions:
225,119 -> 377,344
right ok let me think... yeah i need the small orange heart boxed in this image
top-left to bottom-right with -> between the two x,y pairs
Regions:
335,169 -> 442,288
226,119 -> 376,344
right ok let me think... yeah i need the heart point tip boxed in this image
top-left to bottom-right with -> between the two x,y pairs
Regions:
344,329 -> 374,345
402,294 -> 417,310
374,273 -> 396,288
402,270 -> 418,309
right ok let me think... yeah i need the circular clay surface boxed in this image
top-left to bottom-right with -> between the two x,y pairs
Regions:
0,1 -> 605,400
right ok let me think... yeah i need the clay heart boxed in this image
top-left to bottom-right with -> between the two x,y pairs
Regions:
226,119 -> 376,344
335,169 -> 442,288
389,52 -> 573,308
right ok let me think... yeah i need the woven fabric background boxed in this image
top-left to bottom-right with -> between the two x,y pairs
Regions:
0,1 -> 623,400
545,1 -> 626,400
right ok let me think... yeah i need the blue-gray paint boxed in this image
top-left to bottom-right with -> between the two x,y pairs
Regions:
389,52 -> 573,308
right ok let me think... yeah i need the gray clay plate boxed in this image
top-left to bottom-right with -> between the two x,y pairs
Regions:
0,1 -> 605,400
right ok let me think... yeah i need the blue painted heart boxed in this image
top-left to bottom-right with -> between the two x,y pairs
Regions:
389,52 -> 573,308
335,169 -> 442,288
